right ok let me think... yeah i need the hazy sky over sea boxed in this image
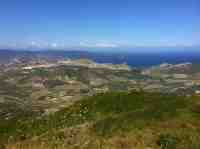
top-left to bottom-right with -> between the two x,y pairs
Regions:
0,0 -> 199,50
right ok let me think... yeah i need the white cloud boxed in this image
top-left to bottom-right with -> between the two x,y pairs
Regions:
28,41 -> 59,49
80,41 -> 118,48
30,41 -> 43,48
31,41 -> 37,46
51,43 -> 58,48
95,43 -> 118,48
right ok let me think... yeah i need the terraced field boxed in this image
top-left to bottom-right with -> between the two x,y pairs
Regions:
1,60 -> 200,149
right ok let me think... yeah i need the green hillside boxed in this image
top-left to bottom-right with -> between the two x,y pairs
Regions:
1,91 -> 200,149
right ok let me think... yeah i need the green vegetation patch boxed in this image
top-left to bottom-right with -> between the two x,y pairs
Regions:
0,91 -> 199,146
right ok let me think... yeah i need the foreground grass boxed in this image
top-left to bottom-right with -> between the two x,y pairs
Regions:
1,91 -> 200,148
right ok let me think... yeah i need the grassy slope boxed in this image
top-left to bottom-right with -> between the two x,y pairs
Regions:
1,91 -> 200,149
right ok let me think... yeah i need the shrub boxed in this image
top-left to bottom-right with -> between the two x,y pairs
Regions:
156,134 -> 178,149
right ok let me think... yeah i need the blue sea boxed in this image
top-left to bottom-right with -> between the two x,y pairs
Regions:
0,48 -> 200,68
38,49 -> 200,68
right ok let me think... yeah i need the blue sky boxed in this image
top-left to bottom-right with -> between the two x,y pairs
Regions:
0,0 -> 199,50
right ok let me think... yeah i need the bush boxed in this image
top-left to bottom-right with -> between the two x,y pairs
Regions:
156,134 -> 178,149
